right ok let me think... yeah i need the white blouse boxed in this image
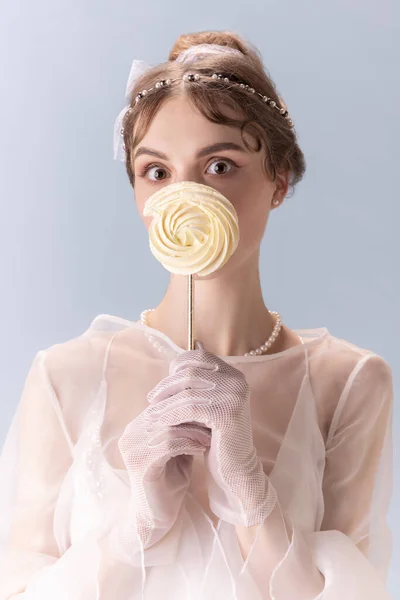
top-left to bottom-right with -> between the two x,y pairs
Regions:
0,313 -> 394,599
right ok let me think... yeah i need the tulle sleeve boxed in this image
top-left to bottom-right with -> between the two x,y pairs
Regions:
235,353 -> 394,599
317,352 -> 394,588
0,351 -> 74,599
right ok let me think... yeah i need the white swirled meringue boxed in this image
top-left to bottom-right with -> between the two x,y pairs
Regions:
143,181 -> 239,276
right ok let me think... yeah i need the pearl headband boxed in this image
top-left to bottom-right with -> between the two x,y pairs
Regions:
113,43 -> 294,161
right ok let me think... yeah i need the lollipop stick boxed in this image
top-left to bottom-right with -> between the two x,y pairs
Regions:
188,273 -> 194,350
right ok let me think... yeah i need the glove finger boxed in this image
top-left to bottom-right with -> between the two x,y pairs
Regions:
169,348 -> 224,376
149,436 -> 208,469
171,358 -> 218,377
147,373 -> 215,405
148,422 -> 212,448
146,388 -> 214,421
147,402 -> 211,431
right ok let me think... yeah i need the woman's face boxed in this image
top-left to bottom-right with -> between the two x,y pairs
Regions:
132,95 -> 288,278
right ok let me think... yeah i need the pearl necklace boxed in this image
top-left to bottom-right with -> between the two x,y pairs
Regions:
140,308 -> 283,356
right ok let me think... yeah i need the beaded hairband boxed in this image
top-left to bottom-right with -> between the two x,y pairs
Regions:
124,72 -> 293,131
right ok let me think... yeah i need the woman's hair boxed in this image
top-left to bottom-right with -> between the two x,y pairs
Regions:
122,30 -> 306,198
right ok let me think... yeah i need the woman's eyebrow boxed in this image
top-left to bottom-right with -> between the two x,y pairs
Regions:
133,142 -> 247,162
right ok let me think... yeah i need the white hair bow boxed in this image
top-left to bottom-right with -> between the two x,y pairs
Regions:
113,59 -> 151,161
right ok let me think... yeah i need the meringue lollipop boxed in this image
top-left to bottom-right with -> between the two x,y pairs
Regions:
143,181 -> 239,349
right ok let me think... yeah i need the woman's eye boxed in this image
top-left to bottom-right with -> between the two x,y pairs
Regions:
206,159 -> 235,176
138,158 -> 236,184
140,165 -> 168,182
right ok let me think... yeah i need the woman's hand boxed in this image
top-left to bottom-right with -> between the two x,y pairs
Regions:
145,345 -> 277,527
117,400 -> 211,552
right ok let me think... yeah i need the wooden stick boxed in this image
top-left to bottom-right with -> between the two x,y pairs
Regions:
188,273 -> 194,350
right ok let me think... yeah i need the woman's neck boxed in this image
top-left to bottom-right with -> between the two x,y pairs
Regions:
145,255 -> 282,356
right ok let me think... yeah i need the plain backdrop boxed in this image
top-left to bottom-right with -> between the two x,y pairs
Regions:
0,0 -> 398,594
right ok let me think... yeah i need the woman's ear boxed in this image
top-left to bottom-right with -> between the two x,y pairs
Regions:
272,169 -> 289,207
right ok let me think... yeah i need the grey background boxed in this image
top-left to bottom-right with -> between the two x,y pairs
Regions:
0,0 -> 398,594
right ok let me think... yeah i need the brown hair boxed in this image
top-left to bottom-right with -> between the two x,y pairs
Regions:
121,30 -> 306,199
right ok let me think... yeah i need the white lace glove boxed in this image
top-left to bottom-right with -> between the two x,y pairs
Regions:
145,345 -> 277,527
116,400 -> 211,553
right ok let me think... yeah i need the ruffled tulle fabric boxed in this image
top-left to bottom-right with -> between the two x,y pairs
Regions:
0,314 -> 394,599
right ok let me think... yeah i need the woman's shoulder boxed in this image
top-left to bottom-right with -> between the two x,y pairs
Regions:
303,325 -> 392,393
315,326 -> 390,365
87,312 -> 140,332
37,313 -> 129,376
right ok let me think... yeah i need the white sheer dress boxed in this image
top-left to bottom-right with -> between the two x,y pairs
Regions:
0,313 -> 394,599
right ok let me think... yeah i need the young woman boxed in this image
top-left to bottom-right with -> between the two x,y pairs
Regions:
0,30 -> 394,600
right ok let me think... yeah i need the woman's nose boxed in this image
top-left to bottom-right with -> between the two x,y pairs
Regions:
173,168 -> 205,186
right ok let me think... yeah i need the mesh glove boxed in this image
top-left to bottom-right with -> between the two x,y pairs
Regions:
145,346 -> 277,527
116,400 -> 212,553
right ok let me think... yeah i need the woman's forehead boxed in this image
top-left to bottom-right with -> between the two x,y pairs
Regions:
133,100 -> 257,156
134,95 -> 244,136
